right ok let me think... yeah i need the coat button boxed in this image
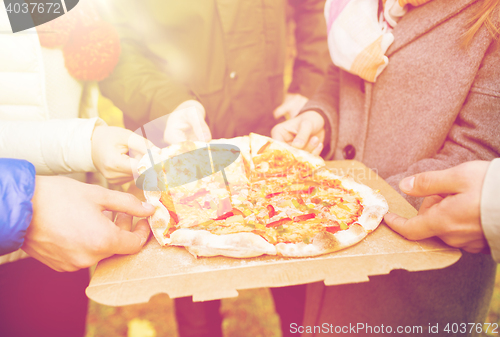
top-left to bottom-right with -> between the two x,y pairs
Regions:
343,144 -> 356,159
229,71 -> 237,79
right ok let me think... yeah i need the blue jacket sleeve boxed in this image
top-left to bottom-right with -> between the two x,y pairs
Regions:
0,159 -> 36,256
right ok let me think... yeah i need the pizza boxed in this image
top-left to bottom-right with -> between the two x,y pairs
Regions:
137,133 -> 388,258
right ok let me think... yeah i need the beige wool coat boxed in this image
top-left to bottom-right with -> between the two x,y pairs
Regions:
300,0 -> 499,335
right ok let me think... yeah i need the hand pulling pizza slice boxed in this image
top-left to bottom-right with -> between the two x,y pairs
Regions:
138,134 -> 388,258
249,132 -> 325,179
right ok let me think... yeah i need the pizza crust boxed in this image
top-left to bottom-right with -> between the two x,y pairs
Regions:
276,224 -> 367,257
144,190 -> 172,246
169,229 -> 277,258
314,169 -> 389,232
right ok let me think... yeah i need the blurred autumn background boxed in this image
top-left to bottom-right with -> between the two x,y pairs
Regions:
88,7 -> 500,337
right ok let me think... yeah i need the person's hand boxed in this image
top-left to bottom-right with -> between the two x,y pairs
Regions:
273,93 -> 309,120
22,175 -> 155,272
164,100 -> 212,144
91,125 -> 154,185
271,110 -> 325,155
384,161 -> 491,253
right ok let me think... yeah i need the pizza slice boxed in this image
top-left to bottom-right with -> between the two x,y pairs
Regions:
249,133 -> 325,179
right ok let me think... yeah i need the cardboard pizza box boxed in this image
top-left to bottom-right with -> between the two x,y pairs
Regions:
86,160 -> 461,306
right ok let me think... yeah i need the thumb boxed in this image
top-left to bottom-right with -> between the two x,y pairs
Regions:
384,212 -> 436,241
399,168 -> 463,197
112,217 -> 151,255
96,188 -> 155,217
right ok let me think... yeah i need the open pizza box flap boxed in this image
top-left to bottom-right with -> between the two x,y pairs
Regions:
86,161 -> 461,306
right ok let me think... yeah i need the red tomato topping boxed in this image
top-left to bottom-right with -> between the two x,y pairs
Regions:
266,217 -> 292,228
325,226 -> 341,234
168,210 -> 179,224
266,191 -> 284,199
257,140 -> 272,154
214,211 -> 234,221
293,213 -> 316,221
267,205 -> 276,218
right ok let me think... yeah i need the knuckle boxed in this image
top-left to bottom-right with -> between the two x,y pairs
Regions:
416,172 -> 434,193
122,193 -> 139,206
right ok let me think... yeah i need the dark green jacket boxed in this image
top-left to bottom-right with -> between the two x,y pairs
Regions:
99,0 -> 329,138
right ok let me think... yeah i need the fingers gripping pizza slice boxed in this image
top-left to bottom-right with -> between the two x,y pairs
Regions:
249,133 -> 324,179
138,134 -> 388,258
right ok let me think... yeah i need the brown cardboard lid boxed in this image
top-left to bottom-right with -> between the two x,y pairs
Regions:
86,160 -> 461,306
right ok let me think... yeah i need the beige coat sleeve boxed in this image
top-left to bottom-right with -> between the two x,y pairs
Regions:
0,117 -> 105,175
481,158 -> 500,263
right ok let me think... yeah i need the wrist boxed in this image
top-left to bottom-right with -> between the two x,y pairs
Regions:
299,108 -> 331,152
301,110 -> 325,129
